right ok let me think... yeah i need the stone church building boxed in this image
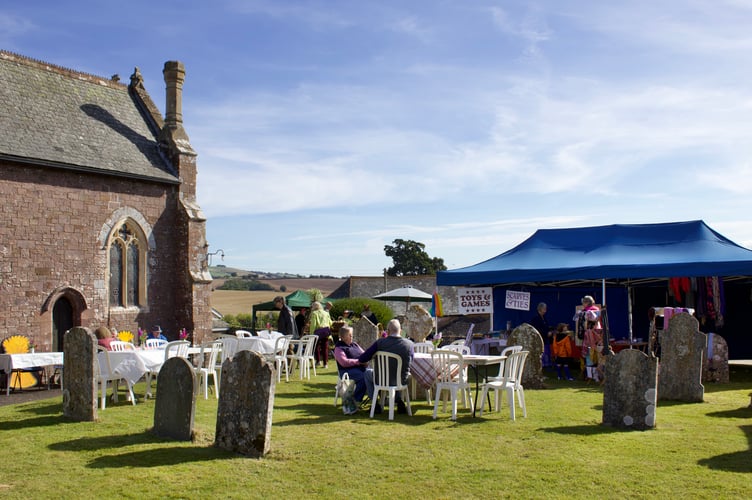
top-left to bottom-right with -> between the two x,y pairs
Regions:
0,50 -> 213,350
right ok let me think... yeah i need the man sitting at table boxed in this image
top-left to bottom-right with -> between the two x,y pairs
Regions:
149,325 -> 167,341
334,326 -> 371,409
358,319 -> 413,414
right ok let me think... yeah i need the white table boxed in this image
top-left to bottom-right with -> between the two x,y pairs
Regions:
236,337 -> 277,354
0,352 -> 64,395
100,350 -> 163,387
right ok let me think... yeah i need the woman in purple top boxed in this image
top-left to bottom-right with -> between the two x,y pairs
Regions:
334,326 -> 371,404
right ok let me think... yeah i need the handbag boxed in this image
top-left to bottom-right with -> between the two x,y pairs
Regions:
340,375 -> 358,415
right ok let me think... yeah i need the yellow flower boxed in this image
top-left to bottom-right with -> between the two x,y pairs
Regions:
117,330 -> 134,343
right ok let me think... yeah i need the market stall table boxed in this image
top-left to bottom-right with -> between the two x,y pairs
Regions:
0,352 -> 64,395
470,337 -> 507,355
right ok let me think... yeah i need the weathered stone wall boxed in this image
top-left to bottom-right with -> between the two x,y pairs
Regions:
0,160 -> 209,348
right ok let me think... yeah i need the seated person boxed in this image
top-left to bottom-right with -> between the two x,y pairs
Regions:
95,326 -> 114,350
334,326 -> 371,407
149,325 -> 167,341
358,319 -> 413,414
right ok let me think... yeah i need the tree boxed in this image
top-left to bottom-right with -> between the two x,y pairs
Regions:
384,238 -> 447,276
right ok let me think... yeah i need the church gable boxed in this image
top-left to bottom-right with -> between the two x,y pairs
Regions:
0,50 -> 178,183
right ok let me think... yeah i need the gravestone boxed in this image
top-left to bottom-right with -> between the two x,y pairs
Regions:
404,304 -> 434,342
153,357 -> 197,441
62,327 -> 97,421
602,349 -> 658,430
508,324 -> 545,389
215,350 -> 276,457
702,332 -> 729,384
658,313 -> 706,402
353,317 -> 379,351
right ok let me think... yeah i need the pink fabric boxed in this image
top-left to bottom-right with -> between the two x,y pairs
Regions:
663,307 -> 674,330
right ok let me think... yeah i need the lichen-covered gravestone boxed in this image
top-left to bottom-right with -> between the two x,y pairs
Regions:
508,324 -> 545,389
353,317 -> 379,351
658,313 -> 706,402
404,304 -> 434,342
702,332 -> 729,384
602,349 -> 658,430
153,357 -> 197,441
215,350 -> 276,457
62,327 -> 97,422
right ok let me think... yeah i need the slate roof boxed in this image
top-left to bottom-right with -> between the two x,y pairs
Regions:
0,50 -> 179,183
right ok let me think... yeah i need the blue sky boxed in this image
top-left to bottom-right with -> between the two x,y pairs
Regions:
4,1 -> 752,276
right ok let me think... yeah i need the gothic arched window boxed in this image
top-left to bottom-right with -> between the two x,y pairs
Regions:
108,221 -> 147,307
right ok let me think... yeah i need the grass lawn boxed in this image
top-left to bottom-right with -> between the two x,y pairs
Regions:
1,366 -> 750,499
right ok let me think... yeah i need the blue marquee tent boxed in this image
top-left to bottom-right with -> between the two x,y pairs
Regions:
436,221 -> 752,348
437,220 -> 752,286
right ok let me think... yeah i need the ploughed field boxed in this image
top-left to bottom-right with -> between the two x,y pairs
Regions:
210,278 -> 345,316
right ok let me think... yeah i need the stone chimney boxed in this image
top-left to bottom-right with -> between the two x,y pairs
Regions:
163,61 -> 184,129
159,60 -> 194,155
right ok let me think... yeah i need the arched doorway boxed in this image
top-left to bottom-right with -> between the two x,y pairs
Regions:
53,297 -> 74,352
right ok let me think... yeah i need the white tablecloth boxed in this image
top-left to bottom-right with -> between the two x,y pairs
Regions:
256,330 -> 284,340
1,352 -> 64,395
236,337 -> 277,354
99,350 -> 166,386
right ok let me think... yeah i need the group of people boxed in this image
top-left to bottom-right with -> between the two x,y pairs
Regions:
528,295 -> 605,383
93,325 -> 167,350
334,318 -> 411,415
272,295 -> 381,370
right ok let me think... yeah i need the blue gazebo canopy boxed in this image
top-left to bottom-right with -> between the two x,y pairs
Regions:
437,220 -> 752,286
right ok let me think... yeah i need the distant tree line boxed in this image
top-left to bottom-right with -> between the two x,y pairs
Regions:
217,277 -> 275,291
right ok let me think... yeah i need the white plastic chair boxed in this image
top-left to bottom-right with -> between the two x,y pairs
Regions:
478,350 -> 529,420
145,338 -> 167,349
110,341 -> 136,351
235,330 -> 253,338
412,342 -> 434,354
441,344 -> 471,355
264,335 -> 291,383
486,345 -> 523,383
432,349 -> 473,421
287,335 -> 317,380
164,340 -> 190,360
215,336 -> 239,390
411,341 -> 435,403
95,346 -> 136,409
144,340 -> 190,398
195,340 -> 221,399
370,351 -> 412,421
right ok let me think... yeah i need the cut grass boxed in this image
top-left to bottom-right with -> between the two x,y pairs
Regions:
1,366 -> 750,499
